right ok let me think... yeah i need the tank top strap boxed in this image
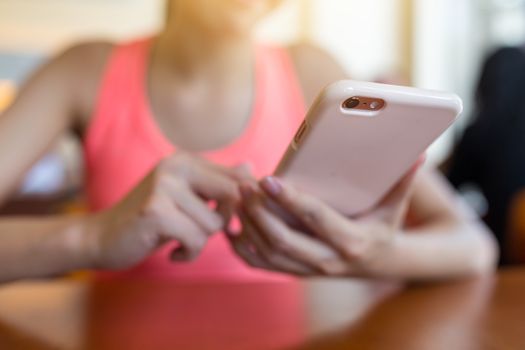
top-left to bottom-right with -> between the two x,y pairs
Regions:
255,44 -> 306,126
85,38 -> 154,156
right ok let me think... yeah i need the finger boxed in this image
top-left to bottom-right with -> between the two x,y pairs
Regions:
263,196 -> 303,229
257,178 -> 363,256
241,188 -> 347,275
199,158 -> 255,184
162,153 -> 242,202
239,210 -> 317,276
164,181 -> 224,234
227,234 -> 277,271
187,163 -> 241,202
217,200 -> 236,234
239,209 -> 272,249
149,193 -> 208,261
232,163 -> 256,183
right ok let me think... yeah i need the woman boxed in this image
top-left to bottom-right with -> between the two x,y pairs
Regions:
0,0 -> 496,282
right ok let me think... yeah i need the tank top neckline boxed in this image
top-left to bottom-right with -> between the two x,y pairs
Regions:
135,38 -> 267,158
85,37 -> 307,280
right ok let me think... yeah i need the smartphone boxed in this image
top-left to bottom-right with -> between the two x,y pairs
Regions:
274,80 -> 462,216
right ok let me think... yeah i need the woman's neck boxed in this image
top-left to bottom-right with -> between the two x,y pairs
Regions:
155,14 -> 255,82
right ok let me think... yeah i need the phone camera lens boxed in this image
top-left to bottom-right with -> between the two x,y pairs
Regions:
342,97 -> 360,109
370,101 -> 381,109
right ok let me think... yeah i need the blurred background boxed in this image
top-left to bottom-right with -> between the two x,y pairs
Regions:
1,0 -> 525,260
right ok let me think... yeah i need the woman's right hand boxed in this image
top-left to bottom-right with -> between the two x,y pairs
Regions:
85,153 -> 249,270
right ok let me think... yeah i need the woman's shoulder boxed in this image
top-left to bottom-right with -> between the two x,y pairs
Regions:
42,41 -> 115,131
50,41 -> 114,85
287,43 -> 347,105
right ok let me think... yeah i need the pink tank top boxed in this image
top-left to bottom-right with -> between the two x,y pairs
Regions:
85,38 -> 306,280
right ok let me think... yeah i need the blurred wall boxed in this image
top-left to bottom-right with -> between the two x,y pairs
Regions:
259,0 -> 405,81
413,0 -> 525,162
0,53 -> 43,83
308,0 -> 404,81
412,0 -> 486,163
0,0 -> 164,53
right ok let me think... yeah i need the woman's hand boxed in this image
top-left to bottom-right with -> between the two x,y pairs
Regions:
229,166 -> 420,277
86,153 -> 248,270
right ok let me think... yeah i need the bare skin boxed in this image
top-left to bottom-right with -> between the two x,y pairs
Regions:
0,0 -> 497,283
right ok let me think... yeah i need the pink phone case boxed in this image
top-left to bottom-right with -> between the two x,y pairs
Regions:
274,80 -> 462,216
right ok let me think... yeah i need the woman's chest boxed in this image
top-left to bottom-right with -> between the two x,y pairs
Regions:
86,96 -> 302,210
150,79 -> 256,152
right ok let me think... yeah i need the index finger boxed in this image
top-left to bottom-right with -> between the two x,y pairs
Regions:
258,177 -> 363,259
188,164 -> 241,202
199,158 -> 256,184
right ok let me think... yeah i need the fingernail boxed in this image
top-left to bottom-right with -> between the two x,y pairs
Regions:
261,176 -> 282,196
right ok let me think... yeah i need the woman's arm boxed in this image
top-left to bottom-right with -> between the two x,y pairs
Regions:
230,44 -> 498,280
0,214 -> 94,283
0,43 -> 110,203
0,152 -> 247,283
366,169 -> 498,279
293,42 -> 499,277
0,44 -> 248,283
231,169 -> 497,281
0,44 -> 109,283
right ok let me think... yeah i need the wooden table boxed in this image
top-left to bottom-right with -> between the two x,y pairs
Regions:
0,268 -> 523,350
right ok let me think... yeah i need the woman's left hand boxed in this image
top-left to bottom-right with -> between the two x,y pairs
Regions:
229,167 -> 420,277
